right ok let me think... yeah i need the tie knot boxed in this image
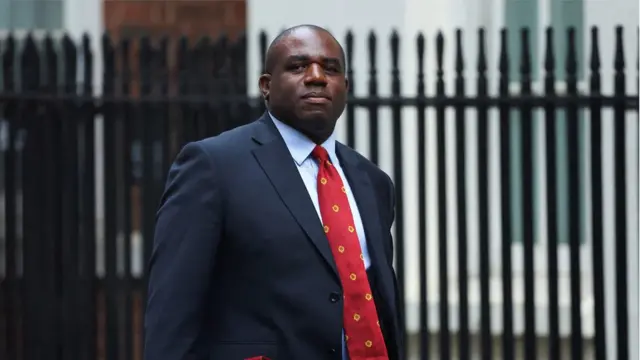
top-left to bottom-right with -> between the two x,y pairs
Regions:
311,145 -> 330,163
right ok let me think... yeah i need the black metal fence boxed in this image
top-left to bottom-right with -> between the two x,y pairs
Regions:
0,26 -> 638,360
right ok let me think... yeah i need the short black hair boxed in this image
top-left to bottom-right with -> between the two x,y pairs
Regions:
263,24 -> 347,74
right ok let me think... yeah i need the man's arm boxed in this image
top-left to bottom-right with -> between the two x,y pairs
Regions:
144,141 -> 223,360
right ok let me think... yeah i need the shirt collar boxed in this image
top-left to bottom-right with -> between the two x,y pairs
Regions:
269,112 -> 338,166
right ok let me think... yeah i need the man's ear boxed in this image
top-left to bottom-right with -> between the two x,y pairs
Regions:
258,74 -> 271,101
344,77 -> 349,92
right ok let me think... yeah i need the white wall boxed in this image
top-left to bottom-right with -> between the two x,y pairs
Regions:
63,0 -> 103,93
247,2 -> 638,358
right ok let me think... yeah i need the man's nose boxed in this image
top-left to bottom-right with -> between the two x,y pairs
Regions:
304,63 -> 327,85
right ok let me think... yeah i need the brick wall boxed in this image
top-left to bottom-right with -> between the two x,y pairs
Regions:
102,0 -> 248,97
104,0 -> 247,40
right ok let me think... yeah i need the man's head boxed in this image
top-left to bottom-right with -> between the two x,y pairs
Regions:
259,25 -> 349,144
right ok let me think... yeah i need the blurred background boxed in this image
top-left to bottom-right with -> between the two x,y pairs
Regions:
0,0 -> 638,359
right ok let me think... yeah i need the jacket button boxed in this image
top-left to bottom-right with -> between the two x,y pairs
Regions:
329,292 -> 341,303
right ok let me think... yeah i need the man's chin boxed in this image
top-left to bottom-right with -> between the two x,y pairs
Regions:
298,111 -> 331,126
295,112 -> 336,142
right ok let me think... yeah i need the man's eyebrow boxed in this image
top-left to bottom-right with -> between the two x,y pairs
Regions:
285,55 -> 310,62
323,57 -> 342,64
285,55 -> 342,65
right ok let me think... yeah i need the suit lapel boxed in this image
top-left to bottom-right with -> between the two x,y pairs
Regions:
336,144 -> 396,314
251,114 -> 339,279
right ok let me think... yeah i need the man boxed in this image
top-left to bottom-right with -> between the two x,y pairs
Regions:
144,24 -> 404,360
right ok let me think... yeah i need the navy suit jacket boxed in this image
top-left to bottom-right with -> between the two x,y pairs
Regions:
144,113 -> 404,360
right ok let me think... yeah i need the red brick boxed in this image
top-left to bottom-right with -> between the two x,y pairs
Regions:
104,0 -> 247,39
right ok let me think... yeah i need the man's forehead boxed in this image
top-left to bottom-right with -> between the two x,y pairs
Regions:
277,28 -> 342,57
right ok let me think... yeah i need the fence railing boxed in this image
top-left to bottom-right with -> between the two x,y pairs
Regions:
0,26 -> 638,360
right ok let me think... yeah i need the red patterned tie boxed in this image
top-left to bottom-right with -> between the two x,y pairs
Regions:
312,145 -> 389,360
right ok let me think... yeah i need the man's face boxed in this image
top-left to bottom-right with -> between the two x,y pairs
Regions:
259,28 -> 348,143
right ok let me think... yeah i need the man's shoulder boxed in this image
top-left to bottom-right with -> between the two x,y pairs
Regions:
195,119 -> 260,152
188,121 -> 257,158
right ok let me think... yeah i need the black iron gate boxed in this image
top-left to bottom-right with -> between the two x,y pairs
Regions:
0,27 -> 638,360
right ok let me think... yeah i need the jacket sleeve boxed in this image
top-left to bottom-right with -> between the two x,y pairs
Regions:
144,141 -> 223,360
